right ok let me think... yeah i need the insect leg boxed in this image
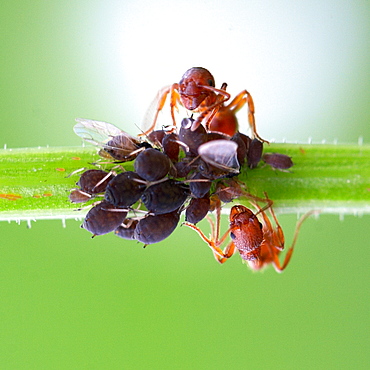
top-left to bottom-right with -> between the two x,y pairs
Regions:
169,86 -> 181,130
232,90 -> 269,144
183,221 -> 226,260
272,210 -> 319,273
191,86 -> 230,131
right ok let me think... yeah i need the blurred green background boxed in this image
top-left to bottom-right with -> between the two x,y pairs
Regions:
1,1 -> 369,369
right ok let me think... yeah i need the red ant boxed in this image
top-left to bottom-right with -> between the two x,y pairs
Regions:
142,67 -> 268,143
141,67 -> 230,135
184,193 -> 317,272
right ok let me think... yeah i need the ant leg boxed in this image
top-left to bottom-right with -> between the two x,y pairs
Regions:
183,198 -> 235,264
210,200 -> 236,264
214,196 -> 222,243
202,83 -> 229,129
243,191 -> 274,215
266,204 -> 285,251
272,210 -> 319,273
225,94 -> 247,114
207,226 -> 235,264
233,90 -> 269,144
216,240 -> 235,264
183,221 -> 226,260
205,214 -> 216,238
191,86 -> 230,131
169,87 -> 181,130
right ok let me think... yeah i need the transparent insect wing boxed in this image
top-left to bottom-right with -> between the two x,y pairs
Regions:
141,85 -> 173,133
74,118 -> 124,146
198,140 -> 240,173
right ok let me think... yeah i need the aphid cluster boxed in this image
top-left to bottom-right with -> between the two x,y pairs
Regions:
71,67 -> 314,271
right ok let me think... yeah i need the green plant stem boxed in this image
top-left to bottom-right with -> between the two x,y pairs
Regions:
0,143 -> 369,221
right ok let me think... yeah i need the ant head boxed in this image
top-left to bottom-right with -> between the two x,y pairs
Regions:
179,67 -> 216,110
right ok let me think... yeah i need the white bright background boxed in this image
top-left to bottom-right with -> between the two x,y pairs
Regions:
69,0 -> 369,142
1,0 -> 369,146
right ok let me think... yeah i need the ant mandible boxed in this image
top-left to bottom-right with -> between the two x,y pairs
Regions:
141,67 -> 230,136
184,193 -> 317,272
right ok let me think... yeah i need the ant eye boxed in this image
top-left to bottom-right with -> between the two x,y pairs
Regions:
258,221 -> 263,230
230,232 -> 236,240
208,79 -> 214,87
